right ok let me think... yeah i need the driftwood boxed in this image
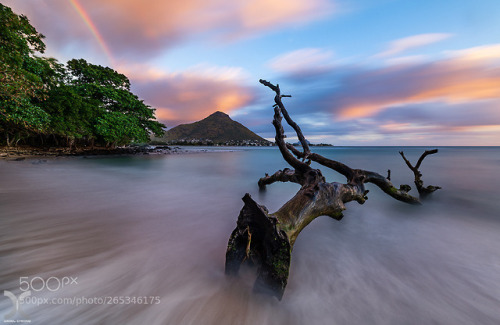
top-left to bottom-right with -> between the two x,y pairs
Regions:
225,80 -> 440,300
399,150 -> 441,198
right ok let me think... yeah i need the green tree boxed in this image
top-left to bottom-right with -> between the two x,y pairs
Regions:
40,84 -> 96,146
1,4 -> 165,148
95,112 -> 145,146
0,4 -> 50,145
66,58 -> 130,90
63,59 -> 165,147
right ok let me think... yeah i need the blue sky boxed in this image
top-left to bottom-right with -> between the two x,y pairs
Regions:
5,0 -> 500,145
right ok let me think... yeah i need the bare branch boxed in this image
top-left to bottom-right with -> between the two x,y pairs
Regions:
286,143 -> 302,158
288,146 -> 420,203
226,81 -> 439,299
286,143 -> 313,165
280,103 -> 311,158
285,144 -> 354,180
415,149 -> 438,170
258,168 -> 304,189
260,79 -> 311,161
271,104 -> 310,173
399,151 -> 415,172
400,149 -> 441,198
309,153 -> 355,180
259,79 -> 280,93
364,171 -> 421,205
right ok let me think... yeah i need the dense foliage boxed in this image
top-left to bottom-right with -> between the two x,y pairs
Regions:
0,4 -> 165,148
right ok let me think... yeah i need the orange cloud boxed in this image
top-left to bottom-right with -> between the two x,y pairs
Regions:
379,122 -> 441,134
335,55 -> 500,120
450,124 -> 500,133
154,109 -> 178,121
338,104 -> 385,120
158,81 -> 253,123
129,68 -> 256,126
238,0 -> 333,31
446,44 -> 500,63
410,77 -> 500,103
6,0 -> 334,59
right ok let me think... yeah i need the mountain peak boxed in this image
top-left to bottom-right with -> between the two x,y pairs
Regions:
209,111 -> 229,118
162,111 -> 271,145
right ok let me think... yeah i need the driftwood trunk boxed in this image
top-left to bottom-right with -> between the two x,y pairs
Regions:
225,80 -> 440,300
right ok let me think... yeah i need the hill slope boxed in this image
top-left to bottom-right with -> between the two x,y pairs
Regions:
159,111 -> 271,145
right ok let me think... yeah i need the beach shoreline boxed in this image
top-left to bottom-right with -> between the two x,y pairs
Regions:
0,145 -> 188,161
0,144 -> 247,162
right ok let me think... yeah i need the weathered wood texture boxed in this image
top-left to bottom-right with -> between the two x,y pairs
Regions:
225,80 -> 439,300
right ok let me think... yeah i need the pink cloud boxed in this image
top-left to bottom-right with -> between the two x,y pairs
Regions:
445,44 -> 500,63
376,33 -> 452,58
234,0 -> 334,37
4,0 -> 334,60
331,57 -> 500,120
127,68 -> 257,126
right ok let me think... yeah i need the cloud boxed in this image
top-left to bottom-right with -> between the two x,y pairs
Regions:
376,33 -> 452,58
382,55 -> 429,66
125,65 -> 257,126
445,43 -> 500,63
374,101 -> 500,132
118,63 -> 248,83
281,47 -> 500,122
332,58 -> 500,120
265,43 -> 500,145
268,48 -> 335,78
236,0 -> 334,34
4,0 -> 334,60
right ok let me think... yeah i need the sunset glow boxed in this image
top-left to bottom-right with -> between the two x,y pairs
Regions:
4,0 -> 500,145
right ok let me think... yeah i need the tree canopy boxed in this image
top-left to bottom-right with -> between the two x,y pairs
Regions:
0,4 -> 50,144
0,3 -> 165,148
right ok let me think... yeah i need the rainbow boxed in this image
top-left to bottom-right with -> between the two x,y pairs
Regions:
69,0 -> 115,66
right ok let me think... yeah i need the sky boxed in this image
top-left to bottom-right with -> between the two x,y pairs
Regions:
4,0 -> 500,145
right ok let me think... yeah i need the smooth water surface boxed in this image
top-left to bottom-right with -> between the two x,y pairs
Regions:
1,147 -> 499,324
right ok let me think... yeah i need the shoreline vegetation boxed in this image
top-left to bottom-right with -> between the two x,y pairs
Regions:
1,5 -> 333,157
152,140 -> 333,147
0,144 -> 189,161
1,5 -> 165,151
0,142 -> 334,161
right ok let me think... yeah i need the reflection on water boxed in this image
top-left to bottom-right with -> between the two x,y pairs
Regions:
1,147 -> 500,324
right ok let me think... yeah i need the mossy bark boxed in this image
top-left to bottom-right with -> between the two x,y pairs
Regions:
224,80 -> 439,300
225,194 -> 291,299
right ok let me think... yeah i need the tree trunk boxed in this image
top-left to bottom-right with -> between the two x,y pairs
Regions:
52,133 -> 59,146
6,133 -> 12,147
14,132 -> 22,146
225,80 -> 439,300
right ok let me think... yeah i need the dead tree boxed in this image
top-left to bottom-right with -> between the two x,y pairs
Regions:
225,80 -> 439,300
399,150 -> 441,198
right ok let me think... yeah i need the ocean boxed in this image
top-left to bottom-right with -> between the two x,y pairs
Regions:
1,146 -> 499,324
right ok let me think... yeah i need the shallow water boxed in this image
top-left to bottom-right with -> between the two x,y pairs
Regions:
1,147 -> 499,324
